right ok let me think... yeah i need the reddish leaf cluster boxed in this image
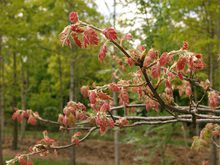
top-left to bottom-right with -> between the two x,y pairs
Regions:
103,27 -> 117,41
116,117 -> 129,127
38,131 -> 55,146
143,49 -> 171,79
123,33 -> 132,40
127,57 -> 135,66
143,48 -> 159,67
151,62 -> 161,79
84,28 -> 99,47
81,88 -> 116,134
80,85 -> 89,98
12,109 -> 37,125
178,81 -> 192,97
176,56 -> 187,71
72,33 -> 82,48
58,101 -> 87,127
61,11 -> 118,63
88,90 -> 112,111
89,91 -> 97,104
69,12 -> 78,23
119,88 -> 129,105
176,53 -> 205,76
163,79 -> 173,103
182,41 -> 189,50
208,91 -> 219,109
61,12 -> 100,49
108,83 -> 121,92
159,52 -> 169,66
145,98 -> 159,112
188,54 -> 205,71
71,132 -> 81,145
59,26 -> 71,47
95,112 -> 114,135
148,48 -> 158,59
18,157 -> 34,165
98,44 -> 107,62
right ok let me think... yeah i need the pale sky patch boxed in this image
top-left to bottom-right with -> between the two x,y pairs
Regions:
95,0 -> 145,48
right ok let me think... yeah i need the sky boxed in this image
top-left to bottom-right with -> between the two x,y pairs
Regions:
94,0 -> 143,47
94,0 -> 114,21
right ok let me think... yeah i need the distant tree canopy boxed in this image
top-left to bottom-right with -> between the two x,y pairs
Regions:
119,0 -> 220,88
0,0 -> 112,121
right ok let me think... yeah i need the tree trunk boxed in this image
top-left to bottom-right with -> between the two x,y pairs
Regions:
0,34 -> 4,165
58,55 -> 63,112
20,60 -> 27,142
218,4 -> 220,165
113,1 -> 120,164
211,142 -> 217,165
113,91 -> 120,165
69,59 -> 76,165
204,1 -> 217,163
12,52 -> 18,150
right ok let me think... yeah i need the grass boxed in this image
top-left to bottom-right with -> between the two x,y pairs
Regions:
4,157 -> 86,165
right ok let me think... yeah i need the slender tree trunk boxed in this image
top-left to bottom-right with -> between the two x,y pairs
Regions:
58,55 -> 63,112
204,1 -> 217,163
70,59 -> 75,101
20,60 -> 27,142
1,48 -> 4,143
113,93 -> 120,165
113,1 -> 120,164
211,142 -> 217,165
217,5 -> 220,165
69,59 -> 76,165
0,34 -> 4,165
12,52 -> 18,150
208,49 -> 213,86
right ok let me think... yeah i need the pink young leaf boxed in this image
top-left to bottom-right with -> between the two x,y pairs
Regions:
98,44 -> 107,62
80,86 -> 89,98
143,56 -> 152,67
103,27 -> 117,41
127,57 -> 135,66
151,63 -> 160,78
84,28 -> 99,47
72,33 -> 82,48
89,91 -> 97,104
176,56 -> 187,71
182,41 -> 188,50
159,52 -> 168,66
148,48 -> 158,59
69,12 -> 79,23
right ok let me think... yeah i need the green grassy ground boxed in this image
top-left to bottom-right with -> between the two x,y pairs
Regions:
4,157 -> 85,165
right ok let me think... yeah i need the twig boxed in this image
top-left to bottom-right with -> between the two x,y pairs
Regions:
51,127 -> 97,150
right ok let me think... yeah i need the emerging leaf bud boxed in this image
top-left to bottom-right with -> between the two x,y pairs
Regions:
182,41 -> 189,50
69,12 -> 79,23
103,27 -> 117,41
80,86 -> 89,98
98,44 -> 107,62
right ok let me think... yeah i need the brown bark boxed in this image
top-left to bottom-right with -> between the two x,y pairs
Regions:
0,34 -> 4,165
20,59 -> 27,142
217,2 -> 220,164
69,58 -> 76,165
113,1 -> 120,164
202,1 -> 217,163
12,52 -> 18,150
58,55 -> 63,112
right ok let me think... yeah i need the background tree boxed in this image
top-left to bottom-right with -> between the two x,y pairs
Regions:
0,0 -> 108,163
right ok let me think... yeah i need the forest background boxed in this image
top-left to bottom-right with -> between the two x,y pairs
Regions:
0,0 -> 220,164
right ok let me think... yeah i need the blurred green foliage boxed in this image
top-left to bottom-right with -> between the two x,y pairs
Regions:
0,0 -> 112,125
